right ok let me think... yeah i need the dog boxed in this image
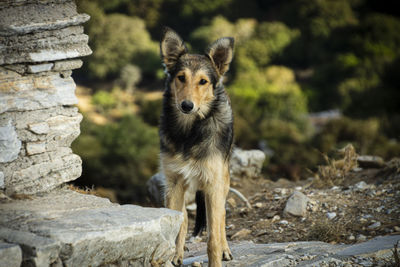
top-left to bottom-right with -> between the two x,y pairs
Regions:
159,27 -> 234,267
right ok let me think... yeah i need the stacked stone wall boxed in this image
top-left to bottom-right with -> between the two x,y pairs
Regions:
0,0 -> 91,195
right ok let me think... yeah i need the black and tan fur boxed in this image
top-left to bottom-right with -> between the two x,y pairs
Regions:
159,27 -> 234,267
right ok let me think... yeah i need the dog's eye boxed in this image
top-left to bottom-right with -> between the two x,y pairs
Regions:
177,75 -> 185,82
199,79 -> 208,85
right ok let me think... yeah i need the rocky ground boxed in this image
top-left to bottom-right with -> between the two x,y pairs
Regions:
185,157 -> 400,266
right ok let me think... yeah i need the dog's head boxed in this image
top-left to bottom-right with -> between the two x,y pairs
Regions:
160,27 -> 234,116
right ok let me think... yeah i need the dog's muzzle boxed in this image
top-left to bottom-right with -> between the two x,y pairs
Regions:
180,100 -> 194,113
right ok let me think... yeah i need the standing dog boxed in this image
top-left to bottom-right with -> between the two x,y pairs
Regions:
159,27 -> 234,267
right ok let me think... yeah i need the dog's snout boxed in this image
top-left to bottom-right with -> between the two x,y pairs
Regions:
181,100 -> 194,113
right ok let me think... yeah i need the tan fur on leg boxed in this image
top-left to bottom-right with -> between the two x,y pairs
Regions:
221,165 -> 232,261
165,177 -> 187,266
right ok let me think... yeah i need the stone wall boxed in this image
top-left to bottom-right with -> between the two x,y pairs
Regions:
0,0 -> 91,196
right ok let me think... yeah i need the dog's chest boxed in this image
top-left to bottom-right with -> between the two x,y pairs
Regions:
162,152 -> 224,190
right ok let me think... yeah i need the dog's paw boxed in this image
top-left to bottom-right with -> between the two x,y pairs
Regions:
172,253 -> 183,266
222,248 -> 233,261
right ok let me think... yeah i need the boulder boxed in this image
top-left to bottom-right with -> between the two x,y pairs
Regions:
0,189 -> 183,267
0,242 -> 22,267
183,235 -> 400,266
357,155 -> 385,168
230,148 -> 266,179
283,191 -> 309,217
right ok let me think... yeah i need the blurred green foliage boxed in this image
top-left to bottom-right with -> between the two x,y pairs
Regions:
73,0 -> 400,202
72,114 -> 159,203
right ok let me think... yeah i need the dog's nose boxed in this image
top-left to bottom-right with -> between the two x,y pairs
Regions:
181,100 -> 194,113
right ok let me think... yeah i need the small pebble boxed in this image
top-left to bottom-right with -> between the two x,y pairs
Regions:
254,202 -> 263,208
327,212 -> 337,220
279,220 -> 289,225
357,234 -> 367,242
368,221 -> 381,229
272,215 -> 281,222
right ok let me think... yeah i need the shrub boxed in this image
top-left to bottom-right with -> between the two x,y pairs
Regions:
92,90 -> 117,113
72,115 -> 159,204
77,3 -> 160,80
313,117 -> 400,159
118,64 -> 142,93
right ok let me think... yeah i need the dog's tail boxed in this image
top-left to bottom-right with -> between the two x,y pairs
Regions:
193,190 -> 206,237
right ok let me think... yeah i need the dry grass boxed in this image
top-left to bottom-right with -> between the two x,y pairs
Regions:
306,218 -> 346,243
313,144 -> 358,188
67,184 -> 118,202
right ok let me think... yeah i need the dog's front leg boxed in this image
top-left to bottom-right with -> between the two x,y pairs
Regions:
221,166 -> 232,261
165,177 -> 187,266
204,180 -> 226,267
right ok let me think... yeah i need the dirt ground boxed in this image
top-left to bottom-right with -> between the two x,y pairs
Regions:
187,159 -> 400,246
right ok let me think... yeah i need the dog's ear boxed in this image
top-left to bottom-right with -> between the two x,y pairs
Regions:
160,27 -> 187,72
206,37 -> 234,76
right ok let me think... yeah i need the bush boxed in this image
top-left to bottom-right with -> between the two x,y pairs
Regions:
313,117 -> 400,159
72,115 -> 159,204
136,97 -> 163,127
118,64 -> 142,93
92,90 -> 117,113
77,2 -> 160,80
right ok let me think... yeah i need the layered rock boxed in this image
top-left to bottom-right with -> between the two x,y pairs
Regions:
0,0 -> 90,196
0,189 -> 182,267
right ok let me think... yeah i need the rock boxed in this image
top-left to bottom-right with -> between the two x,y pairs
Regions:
338,235 -> 400,257
0,106 -> 83,195
326,212 -> 337,220
354,181 -> 369,191
348,235 -> 355,241
272,215 -> 281,222
278,220 -> 289,225
0,1 -> 92,65
375,206 -> 384,212
254,202 -> 262,208
0,242 -> 22,267
0,172 -> 3,189
357,155 -> 385,168
357,234 -> 367,242
231,229 -> 252,240
0,71 -> 79,113
7,153 -> 82,195
0,189 -> 183,267
0,119 -> 21,163
25,142 -> 46,155
147,172 -> 166,207
53,59 -> 83,71
274,188 -> 288,195
27,63 -> 54,73
230,148 -> 265,179
283,191 -> 309,217
368,221 -> 381,229
183,236 -> 400,266
0,228 -> 61,267
28,122 -> 50,134
394,226 -> 400,232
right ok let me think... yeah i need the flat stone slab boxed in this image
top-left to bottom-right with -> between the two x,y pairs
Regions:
183,235 -> 400,266
0,189 -> 183,267
0,242 -> 22,267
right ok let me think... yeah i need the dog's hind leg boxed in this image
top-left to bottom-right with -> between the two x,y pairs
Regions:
165,176 -> 187,266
